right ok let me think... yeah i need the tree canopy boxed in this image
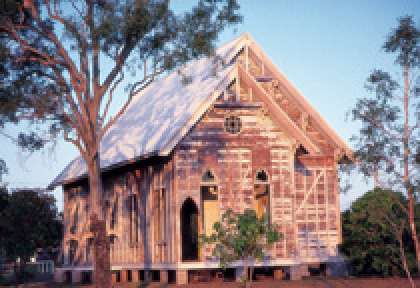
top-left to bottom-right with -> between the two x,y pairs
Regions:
341,188 -> 417,277
0,189 -> 62,264
202,209 -> 280,285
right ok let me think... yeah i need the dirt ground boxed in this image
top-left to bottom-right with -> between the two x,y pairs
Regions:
5,278 -> 420,288
177,278 -> 420,288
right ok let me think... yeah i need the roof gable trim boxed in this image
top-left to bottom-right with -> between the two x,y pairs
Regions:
238,64 -> 320,154
247,38 -> 352,155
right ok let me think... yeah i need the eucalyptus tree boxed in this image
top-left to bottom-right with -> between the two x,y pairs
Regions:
350,16 -> 420,269
0,1 -> 242,286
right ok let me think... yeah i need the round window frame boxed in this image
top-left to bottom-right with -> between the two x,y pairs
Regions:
224,115 -> 242,134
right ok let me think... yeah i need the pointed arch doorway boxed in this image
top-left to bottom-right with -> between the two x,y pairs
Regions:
181,198 -> 199,261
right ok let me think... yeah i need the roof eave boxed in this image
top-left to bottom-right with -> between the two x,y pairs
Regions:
47,151 -> 159,190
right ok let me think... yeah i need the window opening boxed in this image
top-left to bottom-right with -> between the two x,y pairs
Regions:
254,170 -> 270,221
224,116 -> 242,134
201,170 -> 219,236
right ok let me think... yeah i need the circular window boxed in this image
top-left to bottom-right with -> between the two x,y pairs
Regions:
224,116 -> 242,134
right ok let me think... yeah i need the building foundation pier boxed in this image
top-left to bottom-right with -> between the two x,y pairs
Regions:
290,264 -> 309,280
176,269 -> 188,285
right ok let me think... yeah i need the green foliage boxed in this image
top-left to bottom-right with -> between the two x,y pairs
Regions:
341,188 -> 417,276
202,209 -> 281,270
0,189 -> 62,264
383,16 -> 420,67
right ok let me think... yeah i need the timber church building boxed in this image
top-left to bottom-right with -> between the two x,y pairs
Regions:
51,34 -> 351,284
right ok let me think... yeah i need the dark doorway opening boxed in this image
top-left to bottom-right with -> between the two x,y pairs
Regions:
181,198 -> 199,261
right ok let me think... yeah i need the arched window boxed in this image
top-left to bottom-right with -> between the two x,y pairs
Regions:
128,194 -> 138,245
256,170 -> 269,182
68,239 -> 78,265
254,170 -> 270,221
181,198 -> 199,261
201,170 -> 219,236
70,204 -> 79,234
126,173 -> 139,246
85,237 -> 94,263
154,187 -> 166,246
152,165 -> 167,260
109,234 -> 118,245
110,197 -> 118,230
108,234 -> 117,259
201,170 -> 216,182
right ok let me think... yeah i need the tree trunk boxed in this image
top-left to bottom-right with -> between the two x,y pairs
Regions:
87,152 -> 111,288
407,185 -> 420,270
373,163 -> 380,188
403,65 -> 420,271
243,259 -> 250,288
249,264 -> 254,287
397,230 -> 415,288
88,152 -> 103,220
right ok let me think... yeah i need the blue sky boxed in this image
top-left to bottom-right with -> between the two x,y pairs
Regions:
1,0 -> 419,211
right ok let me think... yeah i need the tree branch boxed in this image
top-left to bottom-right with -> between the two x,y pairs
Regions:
359,113 -> 402,141
50,67 -> 89,142
3,23 -> 62,67
100,43 -> 135,96
87,0 -> 100,104
69,0 -> 85,21
21,1 -> 91,133
101,71 -> 125,126
0,130 -> 18,144
3,16 -> 92,146
64,129 -> 88,160
26,1 -> 83,91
